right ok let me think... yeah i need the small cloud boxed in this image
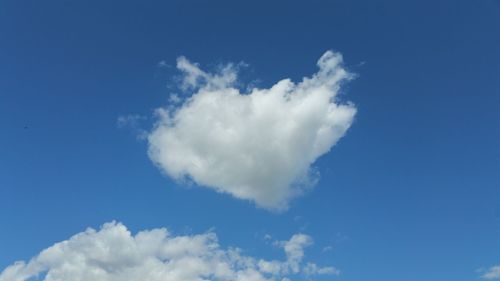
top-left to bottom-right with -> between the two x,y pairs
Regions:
157,60 -> 170,68
303,262 -> 340,277
481,265 -> 500,280
281,234 -> 313,273
175,56 -> 239,91
322,246 -> 333,252
117,114 -> 145,128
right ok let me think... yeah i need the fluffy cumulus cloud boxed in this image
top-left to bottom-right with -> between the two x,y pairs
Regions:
0,222 -> 337,281
147,51 -> 357,210
481,266 -> 500,280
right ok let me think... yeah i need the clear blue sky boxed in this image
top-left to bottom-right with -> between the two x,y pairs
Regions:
0,0 -> 499,280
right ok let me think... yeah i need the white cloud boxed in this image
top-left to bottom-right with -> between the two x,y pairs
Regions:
117,114 -> 145,129
281,234 -> 313,273
257,234 -> 337,277
176,56 -> 238,91
321,246 -> 333,252
303,263 -> 340,277
0,222 -> 336,281
147,50 -> 357,211
482,266 -> 500,280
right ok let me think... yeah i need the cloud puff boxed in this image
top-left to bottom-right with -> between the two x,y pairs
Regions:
481,266 -> 500,280
0,222 -> 337,281
147,51 -> 356,210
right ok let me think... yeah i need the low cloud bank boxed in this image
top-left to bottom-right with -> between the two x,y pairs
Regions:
0,222 -> 337,281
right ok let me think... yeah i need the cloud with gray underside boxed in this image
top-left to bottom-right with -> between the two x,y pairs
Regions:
147,50 -> 357,211
0,222 -> 337,281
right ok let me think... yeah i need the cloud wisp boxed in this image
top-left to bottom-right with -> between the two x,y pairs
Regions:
0,222 -> 337,281
481,266 -> 500,280
147,51 -> 357,211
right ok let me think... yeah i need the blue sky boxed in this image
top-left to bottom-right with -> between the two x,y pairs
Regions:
0,0 -> 499,280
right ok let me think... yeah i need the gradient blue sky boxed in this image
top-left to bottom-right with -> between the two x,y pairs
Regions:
1,0 -> 499,280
